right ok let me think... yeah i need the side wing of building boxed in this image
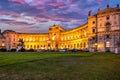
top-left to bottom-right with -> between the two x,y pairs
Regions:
17,33 -> 49,50
88,5 -> 120,52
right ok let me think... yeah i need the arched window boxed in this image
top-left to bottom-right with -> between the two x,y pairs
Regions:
92,29 -> 96,33
74,44 -> 76,48
106,22 -> 111,31
77,43 -> 79,48
84,42 -> 86,48
81,43 -> 82,48
31,45 -> 32,48
37,45 -> 39,48
34,45 -> 36,49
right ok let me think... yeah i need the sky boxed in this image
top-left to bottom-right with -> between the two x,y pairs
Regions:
0,0 -> 119,33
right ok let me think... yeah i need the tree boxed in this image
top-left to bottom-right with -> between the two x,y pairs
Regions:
17,39 -> 25,52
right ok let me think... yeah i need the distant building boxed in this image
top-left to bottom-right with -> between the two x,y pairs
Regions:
0,5 -> 120,52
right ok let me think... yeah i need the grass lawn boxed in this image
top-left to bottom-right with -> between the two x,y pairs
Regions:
0,52 -> 120,80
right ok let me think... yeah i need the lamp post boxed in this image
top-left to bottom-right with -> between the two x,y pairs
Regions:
95,14 -> 98,52
95,43 -> 98,52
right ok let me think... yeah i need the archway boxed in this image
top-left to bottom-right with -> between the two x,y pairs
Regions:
105,22 -> 111,31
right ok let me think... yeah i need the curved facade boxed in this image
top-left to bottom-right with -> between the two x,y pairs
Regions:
0,5 -> 120,52
18,23 -> 88,50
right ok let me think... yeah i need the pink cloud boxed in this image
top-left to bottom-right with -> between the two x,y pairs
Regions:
36,6 -> 45,10
48,3 -> 60,7
29,0 -> 43,6
97,0 -> 104,4
0,20 -> 32,27
9,0 -> 25,4
56,0 -> 64,3
70,3 -> 77,7
58,5 -> 68,9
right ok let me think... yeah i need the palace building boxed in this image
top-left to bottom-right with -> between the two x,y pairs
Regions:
0,5 -> 120,52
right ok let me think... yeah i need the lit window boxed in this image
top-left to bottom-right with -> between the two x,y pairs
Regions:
106,41 -> 110,47
52,36 -> 55,40
27,45 -> 29,48
2,43 -> 5,47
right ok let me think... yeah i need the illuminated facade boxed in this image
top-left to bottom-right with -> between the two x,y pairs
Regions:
88,4 -> 120,52
0,5 -> 120,52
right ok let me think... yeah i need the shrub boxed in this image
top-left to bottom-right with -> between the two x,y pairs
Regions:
0,48 -> 7,52
27,49 -> 34,52
10,49 -> 16,52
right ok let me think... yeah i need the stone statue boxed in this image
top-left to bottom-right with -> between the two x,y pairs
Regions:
88,10 -> 91,16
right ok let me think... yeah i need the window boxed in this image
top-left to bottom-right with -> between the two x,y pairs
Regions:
49,28 -> 52,30
100,23 -> 102,27
31,45 -> 32,48
99,36 -> 102,40
84,42 -> 86,47
37,45 -> 39,48
114,21 -> 117,25
106,16 -> 110,20
114,15 -> 116,19
92,37 -> 95,40
13,43 -> 15,46
106,41 -> 110,48
106,35 -> 110,39
27,45 -> 29,48
2,41 -> 5,47
34,45 -> 36,49
81,43 -> 82,47
92,21 -> 95,24
74,44 -> 76,48
92,29 -> 96,33
106,22 -> 111,31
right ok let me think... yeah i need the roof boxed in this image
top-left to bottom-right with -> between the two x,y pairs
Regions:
0,33 -> 4,39
3,30 -> 16,34
97,6 -> 120,15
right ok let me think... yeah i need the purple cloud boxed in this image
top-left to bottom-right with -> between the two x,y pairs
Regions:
0,0 -> 119,33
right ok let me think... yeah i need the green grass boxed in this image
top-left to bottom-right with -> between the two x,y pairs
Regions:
0,52 -> 120,80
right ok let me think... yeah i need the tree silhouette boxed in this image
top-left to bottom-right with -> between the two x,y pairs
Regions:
17,38 -> 25,52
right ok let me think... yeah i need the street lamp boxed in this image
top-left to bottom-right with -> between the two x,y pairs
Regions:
95,43 -> 98,52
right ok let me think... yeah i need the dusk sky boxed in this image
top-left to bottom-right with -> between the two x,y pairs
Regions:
0,0 -> 120,33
